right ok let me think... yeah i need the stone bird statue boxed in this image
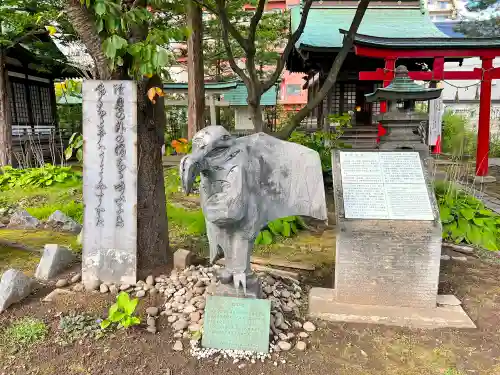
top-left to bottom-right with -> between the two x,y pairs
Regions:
180,126 -> 327,297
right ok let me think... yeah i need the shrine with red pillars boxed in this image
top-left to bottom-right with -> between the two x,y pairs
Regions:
286,0 -> 500,179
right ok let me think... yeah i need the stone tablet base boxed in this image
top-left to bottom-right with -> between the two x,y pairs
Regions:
308,288 -> 476,329
215,281 -> 262,299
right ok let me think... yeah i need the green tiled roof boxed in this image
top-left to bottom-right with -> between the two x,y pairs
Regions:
366,66 -> 442,102
223,83 -> 277,106
291,6 -> 448,49
164,81 -> 239,90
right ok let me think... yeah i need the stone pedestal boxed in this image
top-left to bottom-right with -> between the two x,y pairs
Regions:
308,150 -> 475,329
214,279 -> 262,299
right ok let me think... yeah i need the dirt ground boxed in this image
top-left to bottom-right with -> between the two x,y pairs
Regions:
1,250 -> 499,375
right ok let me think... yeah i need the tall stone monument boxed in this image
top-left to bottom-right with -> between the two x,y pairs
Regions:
309,69 -> 476,329
180,126 -> 327,351
82,81 -> 138,289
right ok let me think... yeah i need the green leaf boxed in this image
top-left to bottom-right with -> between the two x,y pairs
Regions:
254,232 -> 263,245
261,230 -> 273,245
103,37 -> 117,59
156,48 -> 170,67
479,209 -> 494,216
100,319 -> 111,329
109,311 -> 126,323
96,18 -> 104,33
466,225 -> 482,246
472,217 -> 484,226
129,317 -> 141,326
481,229 -> 498,251
64,147 -> 73,160
116,291 -> 130,308
76,149 -> 83,162
94,1 -> 106,15
282,221 -> 291,237
459,208 -> 475,221
267,219 -> 282,235
108,303 -> 119,316
295,216 -> 306,228
290,222 -> 298,234
457,217 -> 470,233
121,316 -> 132,328
124,297 -> 139,316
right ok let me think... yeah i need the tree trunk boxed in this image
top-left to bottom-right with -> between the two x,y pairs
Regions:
187,0 -> 205,139
248,96 -> 265,133
136,75 -> 169,274
0,49 -> 12,167
274,0 -> 370,140
66,0 -> 111,80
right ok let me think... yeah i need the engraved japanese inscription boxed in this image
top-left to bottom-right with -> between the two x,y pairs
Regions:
82,81 -> 138,288
339,152 -> 434,221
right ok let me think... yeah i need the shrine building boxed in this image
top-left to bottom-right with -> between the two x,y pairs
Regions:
286,0 -> 500,178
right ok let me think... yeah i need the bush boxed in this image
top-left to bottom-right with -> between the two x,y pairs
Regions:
0,165 -> 82,191
441,111 -> 477,159
436,182 -> 500,251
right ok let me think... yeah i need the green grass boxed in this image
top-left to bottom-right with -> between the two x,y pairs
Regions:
0,229 -> 80,252
0,246 -> 41,276
0,317 -> 48,351
167,203 -> 206,236
26,201 -> 83,223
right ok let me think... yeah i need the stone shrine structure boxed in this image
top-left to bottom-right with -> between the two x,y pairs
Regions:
309,149 -> 475,329
180,126 -> 327,298
367,65 -> 443,159
81,81 -> 138,289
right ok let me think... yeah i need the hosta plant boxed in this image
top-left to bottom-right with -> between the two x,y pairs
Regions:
255,216 -> 306,245
100,292 -> 141,330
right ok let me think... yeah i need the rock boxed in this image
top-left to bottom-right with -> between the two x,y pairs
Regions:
173,340 -> 183,351
120,284 -> 131,291
440,255 -> 451,261
174,249 -> 194,270
143,284 -> 152,291
146,326 -> 157,334
292,321 -> 303,329
42,288 -> 74,302
172,319 -> 189,331
84,278 -> 100,291
35,244 -> 76,281
281,290 -> 291,298
109,284 -> 118,294
0,270 -> 33,312
149,288 -> 158,296
265,276 -> 276,286
70,273 -> 81,284
100,284 -> 109,293
194,287 -> 205,295
190,311 -> 201,323
277,341 -> 292,351
55,279 -> 68,288
168,315 -> 178,323
452,255 -> 467,262
136,290 -> 146,298
146,275 -> 154,286
263,286 -> 273,294
184,305 -> 196,313
298,332 -> 309,338
188,323 -> 201,332
46,210 -> 82,233
303,321 -> 316,332
295,341 -> 307,351
72,283 -> 84,292
146,307 -> 159,316
147,317 -> 156,327
8,210 -> 40,229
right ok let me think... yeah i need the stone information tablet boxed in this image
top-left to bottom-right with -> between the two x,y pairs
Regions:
339,151 -> 434,221
82,81 -> 138,287
202,296 -> 271,353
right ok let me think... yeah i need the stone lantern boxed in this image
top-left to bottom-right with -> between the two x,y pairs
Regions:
366,65 -> 443,159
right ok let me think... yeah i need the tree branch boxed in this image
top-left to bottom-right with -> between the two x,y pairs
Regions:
262,0 -> 313,92
214,0 -> 249,51
10,29 -> 48,49
274,0 -> 371,140
248,0 -> 266,44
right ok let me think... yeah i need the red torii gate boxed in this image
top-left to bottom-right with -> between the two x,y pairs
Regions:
351,34 -> 500,178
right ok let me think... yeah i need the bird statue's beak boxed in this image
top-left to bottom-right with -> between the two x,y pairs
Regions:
180,151 -> 204,195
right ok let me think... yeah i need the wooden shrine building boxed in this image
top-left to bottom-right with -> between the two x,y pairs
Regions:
287,0 -> 500,178
5,32 -> 81,166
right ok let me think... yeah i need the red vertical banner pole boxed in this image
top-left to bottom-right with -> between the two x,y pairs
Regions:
378,58 -> 395,142
476,57 -> 493,177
